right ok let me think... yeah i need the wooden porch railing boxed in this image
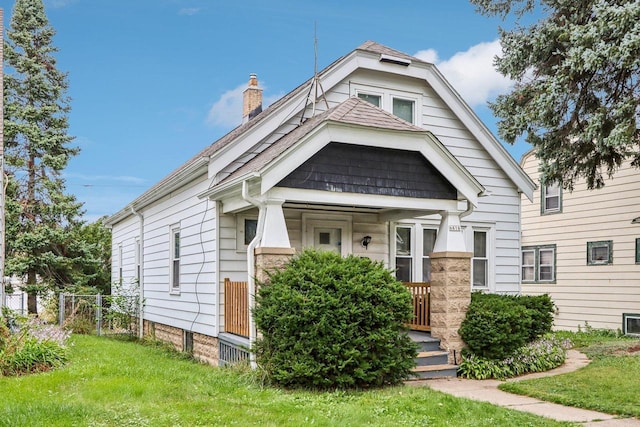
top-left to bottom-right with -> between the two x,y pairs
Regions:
403,282 -> 431,331
224,278 -> 249,338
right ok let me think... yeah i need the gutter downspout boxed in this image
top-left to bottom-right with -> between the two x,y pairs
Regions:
241,180 -> 266,369
130,206 -> 144,339
459,199 -> 474,219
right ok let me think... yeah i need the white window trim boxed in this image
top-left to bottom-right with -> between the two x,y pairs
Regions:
350,82 -> 422,125
392,221 -> 439,283
236,214 -> 259,252
462,224 -> 495,291
170,225 -> 181,294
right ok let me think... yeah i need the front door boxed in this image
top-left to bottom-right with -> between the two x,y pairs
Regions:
313,227 -> 342,253
302,214 -> 352,256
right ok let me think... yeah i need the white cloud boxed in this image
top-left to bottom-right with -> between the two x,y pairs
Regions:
64,172 -> 148,185
179,7 -> 201,16
414,40 -> 512,107
206,82 -> 281,128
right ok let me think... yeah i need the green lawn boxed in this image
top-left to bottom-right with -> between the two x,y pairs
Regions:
0,335 -> 572,427
500,332 -> 640,418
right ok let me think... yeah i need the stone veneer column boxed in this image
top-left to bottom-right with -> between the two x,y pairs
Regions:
429,251 -> 472,364
254,247 -> 296,285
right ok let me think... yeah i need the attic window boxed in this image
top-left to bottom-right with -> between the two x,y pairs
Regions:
379,54 -> 411,66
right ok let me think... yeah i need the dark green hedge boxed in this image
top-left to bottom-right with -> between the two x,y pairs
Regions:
253,249 -> 417,389
459,293 -> 554,360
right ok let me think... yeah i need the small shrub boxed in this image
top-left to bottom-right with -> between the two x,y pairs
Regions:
459,293 -> 555,360
459,293 -> 532,360
253,249 -> 417,389
458,336 -> 571,380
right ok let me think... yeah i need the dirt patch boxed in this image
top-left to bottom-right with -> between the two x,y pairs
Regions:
612,343 -> 640,355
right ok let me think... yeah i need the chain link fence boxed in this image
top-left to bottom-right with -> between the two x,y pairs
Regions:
58,293 -> 141,337
2,292 -> 27,315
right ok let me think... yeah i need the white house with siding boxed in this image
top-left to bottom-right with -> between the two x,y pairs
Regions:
106,41 -> 535,365
521,151 -> 640,333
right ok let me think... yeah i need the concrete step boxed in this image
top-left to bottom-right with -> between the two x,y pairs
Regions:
414,350 -> 449,366
411,364 -> 459,380
409,332 -> 442,352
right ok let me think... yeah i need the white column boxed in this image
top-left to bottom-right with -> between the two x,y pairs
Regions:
433,210 -> 467,253
259,199 -> 291,248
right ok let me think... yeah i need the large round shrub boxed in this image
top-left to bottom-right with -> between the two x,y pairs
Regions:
253,249 -> 417,389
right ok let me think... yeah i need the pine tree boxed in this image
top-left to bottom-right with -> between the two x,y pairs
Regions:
472,0 -> 640,190
3,0 -> 83,314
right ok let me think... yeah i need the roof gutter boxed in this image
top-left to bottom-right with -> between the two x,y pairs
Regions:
106,157 -> 210,226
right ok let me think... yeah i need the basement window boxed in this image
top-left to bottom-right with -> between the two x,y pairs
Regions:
623,313 -> 640,337
587,240 -> 613,265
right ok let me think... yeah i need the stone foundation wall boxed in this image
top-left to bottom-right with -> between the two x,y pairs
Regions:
193,332 -> 219,366
152,322 -> 183,351
142,320 -> 220,366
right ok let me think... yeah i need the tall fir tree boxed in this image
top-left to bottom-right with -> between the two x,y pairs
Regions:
472,0 -> 640,190
3,0 -> 83,313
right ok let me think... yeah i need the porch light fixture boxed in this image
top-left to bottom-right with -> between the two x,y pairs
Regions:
361,235 -> 372,249
632,216 -> 640,224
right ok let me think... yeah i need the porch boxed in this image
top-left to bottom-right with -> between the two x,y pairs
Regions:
223,278 -> 431,339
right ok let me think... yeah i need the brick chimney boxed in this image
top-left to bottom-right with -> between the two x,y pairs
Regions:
242,73 -> 263,123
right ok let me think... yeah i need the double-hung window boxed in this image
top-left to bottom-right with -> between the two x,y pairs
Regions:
541,182 -> 561,214
117,244 -> 123,284
472,231 -> 488,288
135,238 -> 141,283
521,245 -> 556,283
395,226 -> 412,282
422,228 -> 437,282
171,227 -> 181,292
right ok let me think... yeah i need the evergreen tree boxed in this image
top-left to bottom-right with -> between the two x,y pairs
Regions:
3,0 -> 83,313
472,0 -> 640,190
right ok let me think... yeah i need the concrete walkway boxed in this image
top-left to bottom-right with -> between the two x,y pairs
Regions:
411,350 -> 640,425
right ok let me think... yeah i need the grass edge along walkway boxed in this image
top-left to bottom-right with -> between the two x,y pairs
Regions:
0,334 -> 573,426
498,337 -> 640,420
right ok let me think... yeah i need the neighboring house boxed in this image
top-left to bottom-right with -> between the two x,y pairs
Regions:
106,41 -> 535,365
520,151 -> 640,333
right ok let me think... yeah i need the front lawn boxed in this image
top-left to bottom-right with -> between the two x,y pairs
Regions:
499,331 -> 640,418
0,335 -> 572,426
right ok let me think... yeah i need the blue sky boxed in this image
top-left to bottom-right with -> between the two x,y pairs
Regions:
2,0 -> 532,222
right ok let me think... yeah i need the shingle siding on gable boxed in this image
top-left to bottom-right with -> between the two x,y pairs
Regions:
278,142 -> 457,199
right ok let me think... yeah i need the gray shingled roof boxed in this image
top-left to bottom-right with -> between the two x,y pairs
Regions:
108,41 -> 428,219
216,96 -> 426,186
